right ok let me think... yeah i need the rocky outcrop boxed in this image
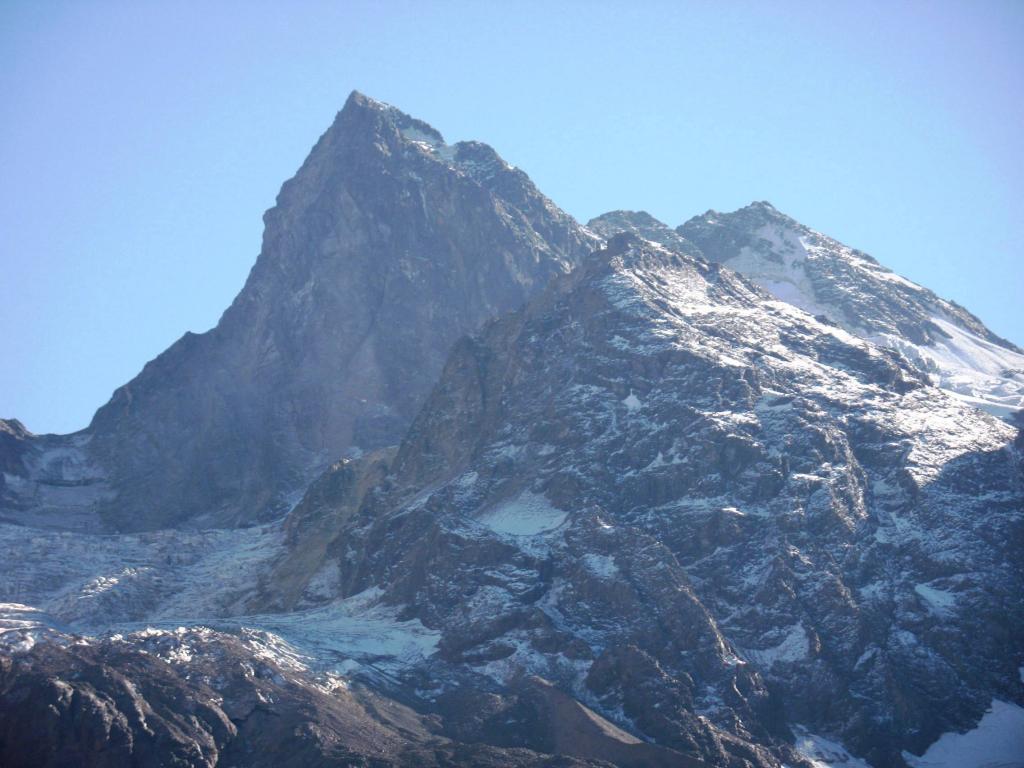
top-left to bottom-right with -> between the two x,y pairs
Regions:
256,449 -> 394,612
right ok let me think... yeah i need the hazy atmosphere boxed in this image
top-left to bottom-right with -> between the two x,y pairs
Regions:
2,0 -> 1022,433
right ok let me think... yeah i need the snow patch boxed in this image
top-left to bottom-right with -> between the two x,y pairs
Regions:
743,623 -> 810,668
582,553 -> 619,580
0,602 -> 60,653
118,587 -> 440,678
792,726 -> 874,768
872,315 -> 1024,417
720,225 -> 831,318
914,583 -> 956,616
399,125 -> 441,147
903,699 -> 1024,768
477,491 -> 568,536
623,391 -> 642,412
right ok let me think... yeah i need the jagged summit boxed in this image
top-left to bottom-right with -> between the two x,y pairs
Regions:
591,201 -> 1024,418
0,418 -> 31,439
320,91 -> 529,187
713,199 -> 782,215
693,200 -> 783,221
589,231 -> 709,281
587,210 -> 698,256
334,89 -> 447,144
4,93 -> 595,532
342,89 -> 421,116
592,209 -> 664,227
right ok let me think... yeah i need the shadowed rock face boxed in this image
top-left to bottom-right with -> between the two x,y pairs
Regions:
3,92 -> 595,532
0,421 -> 31,513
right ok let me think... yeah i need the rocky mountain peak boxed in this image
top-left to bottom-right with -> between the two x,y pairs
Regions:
0,419 -> 31,440
339,89 -> 447,143
586,210 -> 699,257
6,93 -> 595,532
592,201 -> 1024,419
680,200 -> 875,266
723,199 -> 786,221
677,203 -> 1024,417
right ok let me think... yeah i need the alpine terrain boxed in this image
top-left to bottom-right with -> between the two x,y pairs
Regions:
1,93 -> 1022,768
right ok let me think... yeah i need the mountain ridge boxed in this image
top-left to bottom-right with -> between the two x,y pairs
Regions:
2,93 -> 1022,768
589,205 -> 1024,419
3,90 -> 595,532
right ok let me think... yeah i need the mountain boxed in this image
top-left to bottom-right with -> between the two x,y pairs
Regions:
259,233 -> 1019,767
2,96 -> 1023,768
589,204 -> 1024,419
1,91 -> 594,532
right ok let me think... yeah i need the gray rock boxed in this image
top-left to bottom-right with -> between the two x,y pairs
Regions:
4,92 -> 595,532
288,234 -> 1021,767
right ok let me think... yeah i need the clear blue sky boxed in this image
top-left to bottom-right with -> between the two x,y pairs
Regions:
2,1 -> 1022,434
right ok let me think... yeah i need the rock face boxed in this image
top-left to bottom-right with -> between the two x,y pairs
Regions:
2,96 -> 1023,768
260,235 -> 1023,767
0,421 -> 31,511
3,92 -> 594,532
590,204 -> 1024,419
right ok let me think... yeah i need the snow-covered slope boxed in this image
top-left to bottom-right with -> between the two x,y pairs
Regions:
680,203 -> 1024,418
590,204 -> 1024,418
879,314 -> 1024,419
902,699 -> 1024,768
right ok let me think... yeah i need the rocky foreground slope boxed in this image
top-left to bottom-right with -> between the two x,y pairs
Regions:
1,95 -> 1022,767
